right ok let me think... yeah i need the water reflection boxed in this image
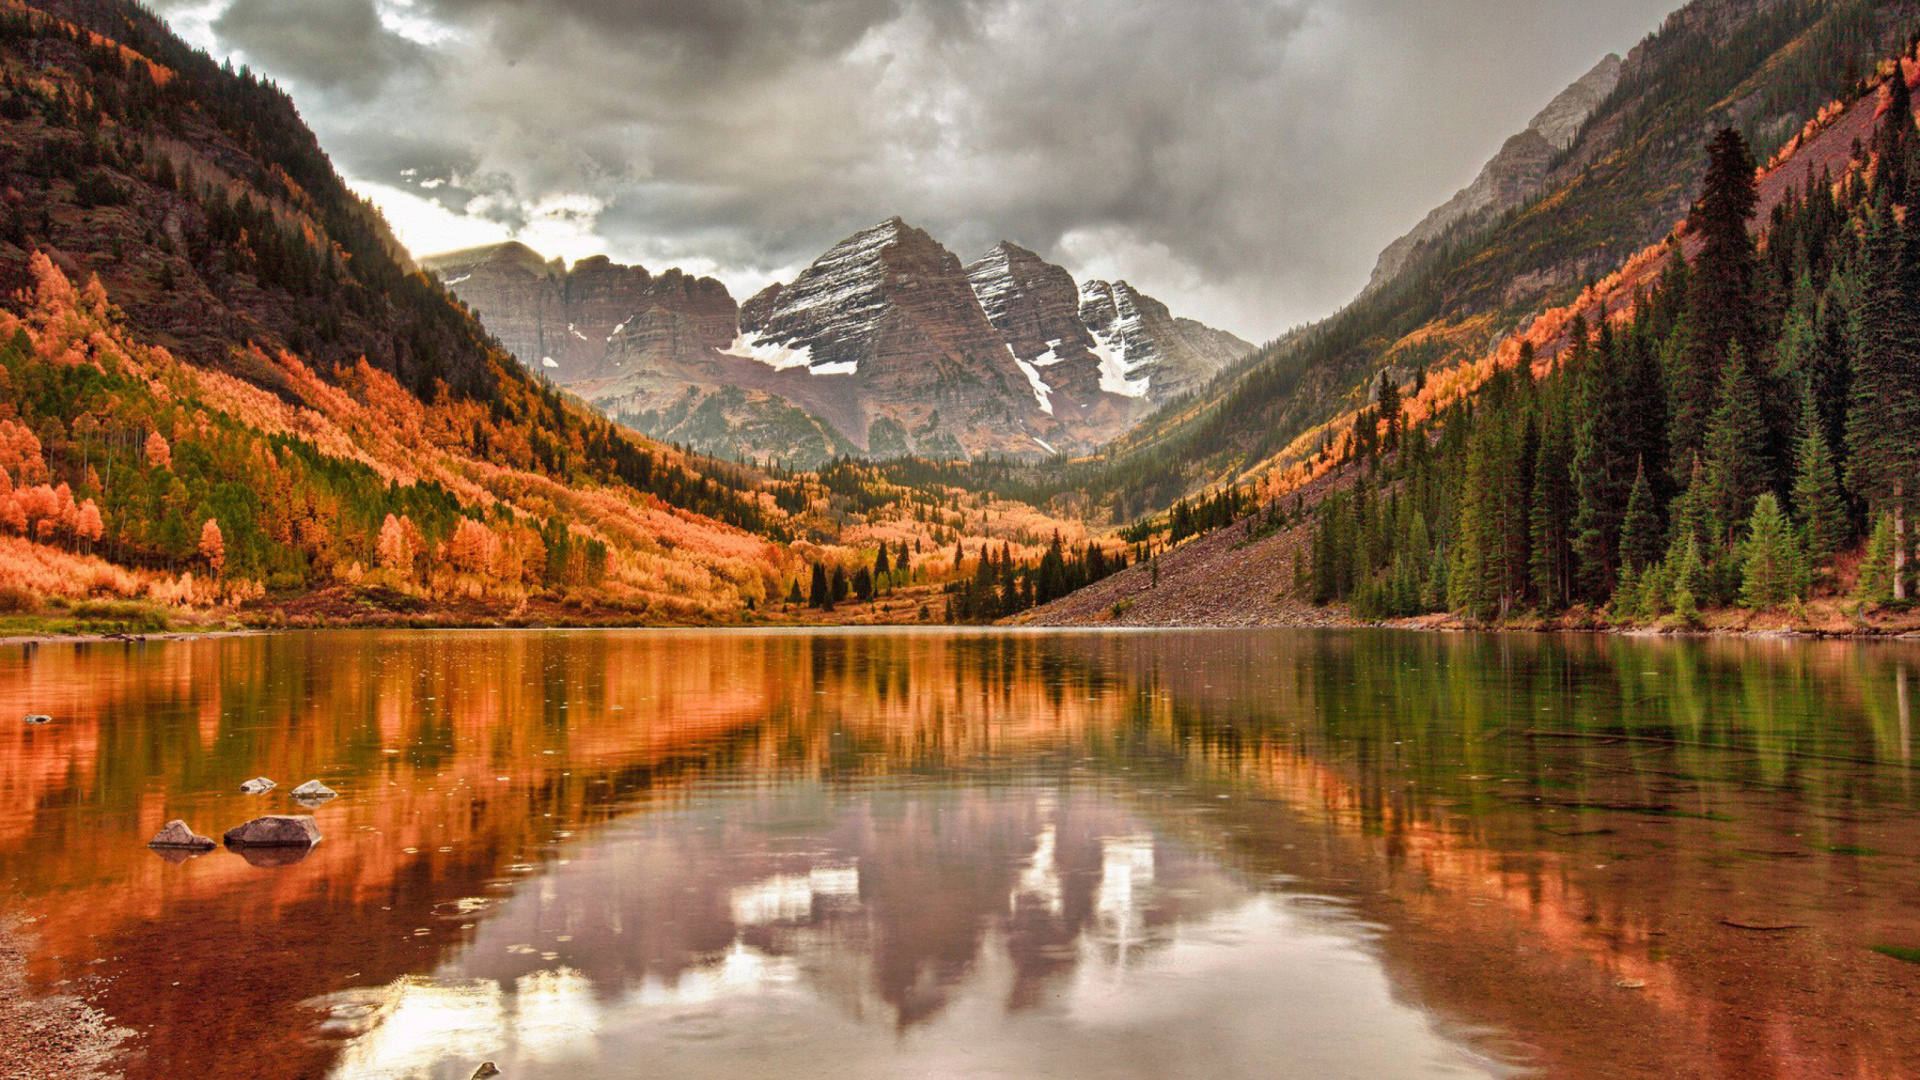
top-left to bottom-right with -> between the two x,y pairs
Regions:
1,630 -> 1918,1079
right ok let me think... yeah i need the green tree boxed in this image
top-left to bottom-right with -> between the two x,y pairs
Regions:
1847,204 -> 1920,599
1739,493 -> 1807,609
1572,323 -> 1635,599
1790,391 -> 1848,566
1377,372 -> 1403,452
1671,129 -> 1759,466
1854,513 -> 1898,605
1699,341 -> 1771,547
1619,460 -> 1664,573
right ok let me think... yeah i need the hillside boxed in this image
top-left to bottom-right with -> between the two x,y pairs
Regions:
1030,34 -> 1920,635
1051,0 -> 1916,519
0,0 -> 1126,632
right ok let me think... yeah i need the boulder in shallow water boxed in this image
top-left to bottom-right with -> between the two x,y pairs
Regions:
23,714 -> 50,725
472,1064 -> 500,1080
290,780 -> 337,801
148,820 -> 217,850
223,815 -> 320,848
239,777 -> 276,794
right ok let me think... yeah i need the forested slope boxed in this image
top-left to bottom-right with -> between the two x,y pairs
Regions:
1057,0 -> 1917,522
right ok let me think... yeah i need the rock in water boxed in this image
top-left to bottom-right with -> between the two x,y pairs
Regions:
22,714 -> 50,725
223,815 -> 321,848
290,780 -> 337,801
147,820 -> 216,850
239,777 -> 277,794
472,1065 -> 500,1080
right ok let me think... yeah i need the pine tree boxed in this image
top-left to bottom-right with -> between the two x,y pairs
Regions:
1530,405 -> 1576,609
1619,460 -> 1663,573
1671,129 -> 1759,465
1377,372 -> 1403,452
808,562 -> 828,609
1739,494 -> 1807,609
1848,203 -> 1920,599
1670,537 -> 1707,626
1854,513 -> 1898,605
1699,341 -> 1771,547
1572,322 -> 1636,600
1790,391 -> 1848,566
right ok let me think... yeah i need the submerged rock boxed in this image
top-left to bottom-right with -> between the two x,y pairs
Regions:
223,815 -> 321,848
289,780 -> 337,801
22,714 -> 50,725
472,1064 -> 500,1080
239,777 -> 277,794
147,820 -> 216,851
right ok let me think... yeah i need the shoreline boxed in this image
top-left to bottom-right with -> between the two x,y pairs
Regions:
0,914 -> 129,1080
3,617 -> 1917,643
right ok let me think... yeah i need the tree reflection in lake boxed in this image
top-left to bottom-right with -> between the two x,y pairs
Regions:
1,630 -> 1917,1079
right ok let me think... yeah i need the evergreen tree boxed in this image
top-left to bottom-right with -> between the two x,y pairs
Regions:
1854,513 -> 1898,605
1619,460 -> 1664,573
1620,327 -> 1672,501
808,563 -> 828,609
1572,322 -> 1636,599
1699,342 -> 1772,547
1671,129 -> 1759,465
1848,203 -> 1920,599
1529,405 -> 1576,609
1790,391 -> 1848,566
1377,372 -> 1403,452
1739,493 -> 1807,609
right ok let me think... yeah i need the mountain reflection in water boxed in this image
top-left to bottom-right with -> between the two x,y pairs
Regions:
2,629 -> 1918,1080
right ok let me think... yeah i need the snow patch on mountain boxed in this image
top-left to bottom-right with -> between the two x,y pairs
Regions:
1089,333 -> 1148,398
723,332 -> 817,372
1010,345 -> 1054,415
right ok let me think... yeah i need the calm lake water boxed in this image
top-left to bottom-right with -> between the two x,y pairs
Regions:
4,629 -> 1920,1080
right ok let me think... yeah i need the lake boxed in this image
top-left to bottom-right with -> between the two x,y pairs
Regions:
3,629 -> 1919,1080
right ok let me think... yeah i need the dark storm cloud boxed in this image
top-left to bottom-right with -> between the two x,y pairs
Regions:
210,0 -> 431,95
154,0 -> 1682,339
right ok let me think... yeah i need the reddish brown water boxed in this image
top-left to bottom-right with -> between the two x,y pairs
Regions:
3,629 -> 1919,1079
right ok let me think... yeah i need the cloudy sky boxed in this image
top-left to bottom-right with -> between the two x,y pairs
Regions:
151,0 -> 1679,342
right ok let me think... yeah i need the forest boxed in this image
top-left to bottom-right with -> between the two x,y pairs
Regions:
1301,60 -> 1920,626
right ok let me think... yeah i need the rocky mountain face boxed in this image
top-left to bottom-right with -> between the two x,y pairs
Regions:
1078,279 -> 1252,402
1364,54 -> 1623,295
427,221 -> 1250,465
426,243 -> 738,384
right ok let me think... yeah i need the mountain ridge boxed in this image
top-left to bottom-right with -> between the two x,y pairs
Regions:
424,222 -> 1251,465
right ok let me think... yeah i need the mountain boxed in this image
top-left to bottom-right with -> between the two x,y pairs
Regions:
1052,0 -> 1915,517
1030,30 -> 1920,630
424,222 -> 1250,465
1077,278 -> 1253,401
1364,53 -> 1623,296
